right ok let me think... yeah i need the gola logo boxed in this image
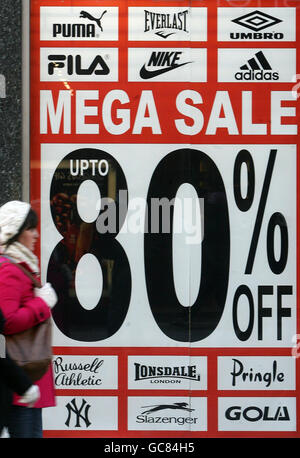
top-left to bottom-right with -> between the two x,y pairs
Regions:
235,51 -> 279,81
139,51 -> 191,79
48,54 -> 109,76
225,405 -> 290,422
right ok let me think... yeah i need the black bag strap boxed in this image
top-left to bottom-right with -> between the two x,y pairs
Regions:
0,256 -> 42,289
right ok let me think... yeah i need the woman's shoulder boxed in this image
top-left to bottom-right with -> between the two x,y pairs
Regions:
0,257 -> 28,278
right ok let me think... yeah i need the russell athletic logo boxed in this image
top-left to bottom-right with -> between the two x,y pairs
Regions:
235,51 -> 279,81
140,51 -> 191,79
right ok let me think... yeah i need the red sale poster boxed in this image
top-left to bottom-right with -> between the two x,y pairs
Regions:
28,0 -> 299,438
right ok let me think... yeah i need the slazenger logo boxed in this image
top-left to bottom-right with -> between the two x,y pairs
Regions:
225,405 -> 290,422
231,10 -> 283,40
136,402 -> 198,425
144,9 -> 189,39
235,51 -> 279,81
134,363 -> 201,383
47,54 -> 110,76
139,51 -> 191,79
52,9 -> 107,38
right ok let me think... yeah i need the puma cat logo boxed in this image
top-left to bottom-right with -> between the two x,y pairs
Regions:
80,10 -> 107,32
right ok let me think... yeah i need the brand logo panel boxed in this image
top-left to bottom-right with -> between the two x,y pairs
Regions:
218,8 -> 295,41
40,48 -> 118,82
40,7 -> 118,41
218,397 -> 296,431
43,396 -> 118,430
218,356 -> 295,390
128,356 -> 207,389
218,48 -> 296,82
53,355 -> 118,389
128,48 -> 207,82
128,7 -> 207,41
128,396 -> 207,431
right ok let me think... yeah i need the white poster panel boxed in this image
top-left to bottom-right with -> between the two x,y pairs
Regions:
128,396 -> 207,431
218,48 -> 296,82
128,7 -> 207,42
128,356 -> 207,390
218,356 -> 296,390
52,355 -> 118,389
43,396 -> 118,430
218,8 -> 296,42
40,7 -> 119,41
218,397 -> 296,431
41,143 -> 296,348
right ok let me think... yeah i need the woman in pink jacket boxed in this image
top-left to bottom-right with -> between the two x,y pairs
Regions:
0,200 -> 57,438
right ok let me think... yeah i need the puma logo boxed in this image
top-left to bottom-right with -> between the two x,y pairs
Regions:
80,10 -> 107,31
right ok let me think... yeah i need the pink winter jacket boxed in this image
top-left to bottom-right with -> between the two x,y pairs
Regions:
0,256 -> 56,408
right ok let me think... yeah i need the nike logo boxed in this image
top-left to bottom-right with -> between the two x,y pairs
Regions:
139,61 -> 190,79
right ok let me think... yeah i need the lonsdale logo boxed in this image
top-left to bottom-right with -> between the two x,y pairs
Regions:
144,9 -> 189,38
235,51 -> 279,81
139,51 -> 191,79
134,363 -> 201,382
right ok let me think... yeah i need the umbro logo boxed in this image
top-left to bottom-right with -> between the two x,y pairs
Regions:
230,10 -> 284,40
235,51 -> 279,80
232,10 -> 282,32
140,51 -> 191,79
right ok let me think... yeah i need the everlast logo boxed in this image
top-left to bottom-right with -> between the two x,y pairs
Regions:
235,51 -> 279,81
225,405 -> 290,422
134,363 -> 201,382
144,9 -> 189,38
53,10 -> 107,38
48,54 -> 109,75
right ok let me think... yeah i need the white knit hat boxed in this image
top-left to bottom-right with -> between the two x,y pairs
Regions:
0,200 -> 31,245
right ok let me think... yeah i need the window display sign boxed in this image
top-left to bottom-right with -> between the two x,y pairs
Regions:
29,0 -> 299,438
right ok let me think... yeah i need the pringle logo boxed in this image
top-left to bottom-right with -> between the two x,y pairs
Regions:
134,363 -> 201,383
144,9 -> 189,38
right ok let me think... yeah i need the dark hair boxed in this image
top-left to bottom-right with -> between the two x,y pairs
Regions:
5,208 -> 38,247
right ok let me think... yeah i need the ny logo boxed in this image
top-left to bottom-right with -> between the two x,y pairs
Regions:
65,398 -> 91,428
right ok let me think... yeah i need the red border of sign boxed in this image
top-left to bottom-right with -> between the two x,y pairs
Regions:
29,0 -> 300,438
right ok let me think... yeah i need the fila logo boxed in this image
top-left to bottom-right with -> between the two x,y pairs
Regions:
48,54 -> 109,76
140,51 -> 191,79
235,51 -> 279,81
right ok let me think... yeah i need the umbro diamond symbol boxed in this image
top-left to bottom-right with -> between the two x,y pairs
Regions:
232,10 -> 282,31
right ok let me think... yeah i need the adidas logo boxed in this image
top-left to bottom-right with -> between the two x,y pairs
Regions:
235,51 -> 279,81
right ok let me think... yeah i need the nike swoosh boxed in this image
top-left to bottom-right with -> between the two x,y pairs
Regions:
139,62 -> 191,80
